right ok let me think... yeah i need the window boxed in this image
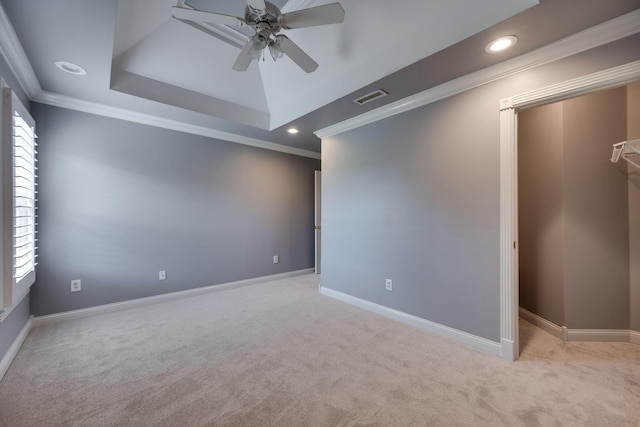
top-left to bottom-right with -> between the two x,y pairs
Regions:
1,85 -> 37,318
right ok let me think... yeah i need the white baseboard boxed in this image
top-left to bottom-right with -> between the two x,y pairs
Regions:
33,269 -> 314,327
566,329 -> 634,342
519,307 -> 640,344
500,338 -> 517,361
319,286 -> 502,357
519,307 -> 567,341
0,316 -> 32,382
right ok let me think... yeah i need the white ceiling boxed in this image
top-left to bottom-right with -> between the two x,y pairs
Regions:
111,0 -> 538,130
3,0 -> 639,155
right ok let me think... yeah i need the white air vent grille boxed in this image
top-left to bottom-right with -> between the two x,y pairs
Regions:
353,89 -> 388,105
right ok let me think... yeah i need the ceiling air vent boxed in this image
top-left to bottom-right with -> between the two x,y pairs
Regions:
353,89 -> 388,105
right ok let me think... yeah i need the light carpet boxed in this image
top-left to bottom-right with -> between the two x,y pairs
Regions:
0,274 -> 639,426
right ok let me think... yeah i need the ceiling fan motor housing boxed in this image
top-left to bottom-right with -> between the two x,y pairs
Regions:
245,2 -> 282,35
254,23 -> 272,49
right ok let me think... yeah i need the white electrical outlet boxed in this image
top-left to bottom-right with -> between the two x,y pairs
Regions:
385,279 -> 393,291
159,270 -> 166,280
71,279 -> 82,293
273,255 -> 279,264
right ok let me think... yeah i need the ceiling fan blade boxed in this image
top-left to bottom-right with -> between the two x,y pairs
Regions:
279,3 -> 345,29
232,39 -> 258,72
171,7 -> 245,27
278,36 -> 318,73
246,0 -> 267,13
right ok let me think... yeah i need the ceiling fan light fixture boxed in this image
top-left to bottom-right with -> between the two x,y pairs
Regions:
485,35 -> 518,53
269,39 -> 284,61
249,47 -> 262,61
246,35 -> 264,61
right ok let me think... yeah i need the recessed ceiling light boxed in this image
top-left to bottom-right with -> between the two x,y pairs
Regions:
55,61 -> 87,75
485,36 -> 518,53
287,128 -> 299,134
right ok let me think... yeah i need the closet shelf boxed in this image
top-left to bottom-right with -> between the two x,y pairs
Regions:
610,139 -> 640,170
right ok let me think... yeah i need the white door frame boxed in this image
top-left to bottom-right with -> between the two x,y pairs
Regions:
314,170 -> 321,274
498,60 -> 640,361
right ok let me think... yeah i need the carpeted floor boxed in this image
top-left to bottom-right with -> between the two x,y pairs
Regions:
0,274 -> 639,426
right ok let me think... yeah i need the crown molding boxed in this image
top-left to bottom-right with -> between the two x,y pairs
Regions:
502,60 -> 640,111
33,91 -> 321,159
175,17 -> 248,50
171,0 -> 247,49
315,8 -> 640,139
194,21 -> 247,49
0,2 -> 316,159
0,2 -> 41,98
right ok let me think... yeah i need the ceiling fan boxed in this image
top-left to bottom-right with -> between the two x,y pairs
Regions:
171,0 -> 345,73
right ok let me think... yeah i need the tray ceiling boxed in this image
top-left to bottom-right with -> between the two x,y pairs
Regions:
111,0 -> 538,130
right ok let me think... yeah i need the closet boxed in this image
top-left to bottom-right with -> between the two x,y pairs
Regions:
518,82 -> 640,336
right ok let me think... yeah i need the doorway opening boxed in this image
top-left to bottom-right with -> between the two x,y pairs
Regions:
517,83 -> 639,354
498,60 -> 640,361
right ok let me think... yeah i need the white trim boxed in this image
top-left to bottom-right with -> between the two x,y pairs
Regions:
499,104 -> 519,360
519,308 -> 640,344
178,20 -> 247,50
33,269 -> 314,327
0,3 -> 41,98
0,316 -> 31,382
314,9 -> 640,139
498,60 -> 640,359
319,286 -> 502,357
519,307 -> 565,340
32,92 -> 320,160
566,329 -> 632,343
506,60 -> 640,110
500,339 -> 516,362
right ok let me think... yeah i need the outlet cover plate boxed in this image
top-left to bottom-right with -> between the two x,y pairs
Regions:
385,279 -> 392,291
71,280 -> 81,292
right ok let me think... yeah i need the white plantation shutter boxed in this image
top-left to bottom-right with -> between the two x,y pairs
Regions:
1,87 -> 37,314
12,109 -> 37,284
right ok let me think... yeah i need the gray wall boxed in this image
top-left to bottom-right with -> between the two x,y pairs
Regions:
30,104 -> 319,316
518,103 -> 565,327
562,88 -> 629,329
321,35 -> 640,343
0,295 -> 29,359
0,54 -> 31,363
629,82 -> 640,332
323,88 -> 501,341
519,88 -> 632,330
